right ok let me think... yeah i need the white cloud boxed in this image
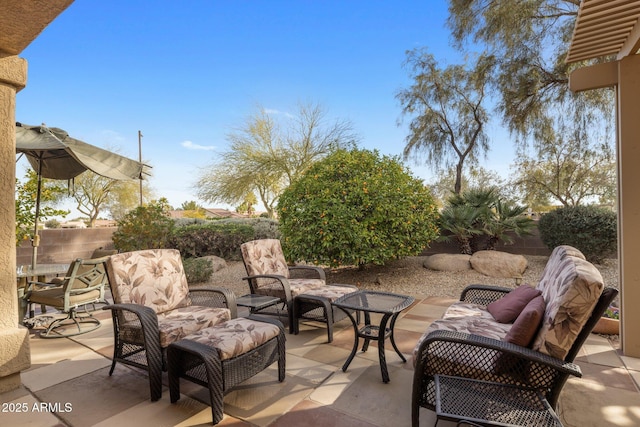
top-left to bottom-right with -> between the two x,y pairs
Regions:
264,108 -> 295,119
181,140 -> 216,151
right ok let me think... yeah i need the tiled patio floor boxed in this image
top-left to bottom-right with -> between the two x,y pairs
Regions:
2,296 -> 639,426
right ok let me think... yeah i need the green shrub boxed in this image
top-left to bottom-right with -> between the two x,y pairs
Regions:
112,199 -> 174,252
45,219 -> 61,229
278,148 -> 440,267
174,217 -> 208,227
538,205 -> 617,263
216,217 -> 280,240
182,257 -> 214,284
169,222 -> 254,260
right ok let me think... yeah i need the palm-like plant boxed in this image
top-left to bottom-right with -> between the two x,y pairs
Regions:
437,204 -> 484,255
482,199 -> 535,250
439,187 -> 534,253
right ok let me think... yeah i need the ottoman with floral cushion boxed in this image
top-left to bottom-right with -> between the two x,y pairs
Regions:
168,316 -> 285,425
292,285 -> 360,342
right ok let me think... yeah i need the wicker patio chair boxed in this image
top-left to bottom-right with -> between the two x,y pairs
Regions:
103,248 -> 237,401
412,282 -> 617,427
240,239 -> 357,342
25,257 -> 109,338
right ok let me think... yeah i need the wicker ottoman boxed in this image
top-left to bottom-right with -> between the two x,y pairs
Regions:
168,316 -> 286,425
292,284 -> 359,343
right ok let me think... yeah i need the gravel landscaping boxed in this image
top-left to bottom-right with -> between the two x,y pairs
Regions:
206,254 -> 619,301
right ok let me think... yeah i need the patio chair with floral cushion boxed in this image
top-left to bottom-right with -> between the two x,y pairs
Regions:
240,238 -> 358,342
104,248 -> 236,401
411,245 -> 618,427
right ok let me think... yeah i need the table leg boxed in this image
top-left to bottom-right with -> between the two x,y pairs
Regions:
337,307 -> 359,373
378,313 -> 392,383
388,312 -> 406,362
361,310 -> 371,352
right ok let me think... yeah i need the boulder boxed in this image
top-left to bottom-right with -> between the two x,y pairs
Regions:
470,251 -> 527,278
200,255 -> 227,273
423,254 -> 472,271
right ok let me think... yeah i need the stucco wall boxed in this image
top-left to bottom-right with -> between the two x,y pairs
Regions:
16,225 -> 552,266
423,226 -> 552,257
16,228 -> 116,266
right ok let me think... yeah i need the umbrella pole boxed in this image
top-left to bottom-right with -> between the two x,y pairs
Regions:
31,160 -> 43,269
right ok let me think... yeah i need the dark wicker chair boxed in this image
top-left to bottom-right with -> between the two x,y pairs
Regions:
412,285 -> 618,427
240,238 -> 357,342
25,257 -> 109,338
103,249 -> 237,401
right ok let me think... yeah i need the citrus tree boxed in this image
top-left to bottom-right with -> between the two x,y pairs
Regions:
15,169 -> 69,244
278,149 -> 439,267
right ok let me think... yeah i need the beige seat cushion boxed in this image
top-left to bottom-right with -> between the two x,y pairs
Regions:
412,302 -> 512,367
183,317 -> 281,360
295,284 -> 357,302
28,287 -> 102,308
254,278 -> 326,300
157,306 -> 231,348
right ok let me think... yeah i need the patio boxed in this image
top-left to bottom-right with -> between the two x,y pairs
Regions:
2,295 -> 639,427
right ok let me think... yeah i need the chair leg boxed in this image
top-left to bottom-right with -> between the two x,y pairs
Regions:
39,308 -> 101,339
287,300 -> 295,335
277,330 -> 286,382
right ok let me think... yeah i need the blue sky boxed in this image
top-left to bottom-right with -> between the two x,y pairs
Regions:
16,0 -> 514,214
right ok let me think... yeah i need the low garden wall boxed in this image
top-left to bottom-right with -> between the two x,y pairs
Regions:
16,228 -> 116,267
16,225 -> 551,267
423,227 -> 551,257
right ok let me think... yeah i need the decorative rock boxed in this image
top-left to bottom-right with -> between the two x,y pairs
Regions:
200,255 -> 227,273
423,254 -> 472,271
470,251 -> 527,278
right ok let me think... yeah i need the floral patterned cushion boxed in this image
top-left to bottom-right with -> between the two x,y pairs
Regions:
442,302 -> 496,321
252,278 -> 326,300
412,302 -> 511,367
107,249 -> 191,314
296,285 -> 357,302
183,318 -> 281,360
532,246 -> 603,359
157,306 -> 231,348
241,239 -> 292,288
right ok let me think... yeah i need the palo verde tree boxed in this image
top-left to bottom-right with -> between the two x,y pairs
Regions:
71,170 -> 155,226
196,102 -> 358,218
178,200 -> 207,219
447,1 -> 615,163
278,148 -> 439,268
510,136 -> 616,208
429,165 -> 506,206
397,49 -> 494,195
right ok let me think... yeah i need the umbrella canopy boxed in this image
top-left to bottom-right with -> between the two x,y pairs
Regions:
16,122 -> 151,267
16,122 -> 149,181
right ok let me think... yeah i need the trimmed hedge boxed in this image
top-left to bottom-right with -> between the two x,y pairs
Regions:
538,205 -> 617,263
169,222 -> 255,260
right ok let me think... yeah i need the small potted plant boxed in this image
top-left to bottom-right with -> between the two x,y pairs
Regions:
593,305 -> 620,335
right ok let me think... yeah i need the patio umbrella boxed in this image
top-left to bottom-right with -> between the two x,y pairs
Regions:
15,122 -> 151,267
